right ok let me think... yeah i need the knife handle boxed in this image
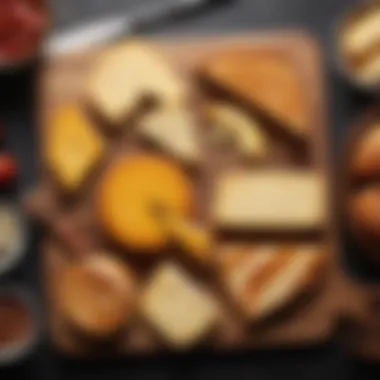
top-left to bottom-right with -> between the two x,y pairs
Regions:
131,0 -> 210,32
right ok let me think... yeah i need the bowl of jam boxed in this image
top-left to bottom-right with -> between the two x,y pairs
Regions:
0,287 -> 40,365
0,0 -> 48,70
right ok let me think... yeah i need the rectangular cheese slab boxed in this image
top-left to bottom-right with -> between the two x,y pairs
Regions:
212,170 -> 326,231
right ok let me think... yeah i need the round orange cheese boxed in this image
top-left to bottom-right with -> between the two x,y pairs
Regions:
97,154 -> 194,253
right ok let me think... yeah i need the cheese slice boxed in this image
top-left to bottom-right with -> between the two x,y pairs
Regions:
87,42 -> 187,126
213,170 -> 326,231
140,262 -> 218,349
139,108 -> 201,165
45,105 -> 104,192
207,102 -> 267,161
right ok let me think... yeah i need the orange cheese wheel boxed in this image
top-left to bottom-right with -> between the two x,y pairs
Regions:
97,154 -> 194,253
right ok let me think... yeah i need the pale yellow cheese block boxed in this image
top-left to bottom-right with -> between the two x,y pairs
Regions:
213,170 -> 326,231
140,262 -> 218,349
87,41 -> 187,125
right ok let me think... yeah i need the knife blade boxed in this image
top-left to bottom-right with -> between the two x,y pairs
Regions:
44,0 -> 212,56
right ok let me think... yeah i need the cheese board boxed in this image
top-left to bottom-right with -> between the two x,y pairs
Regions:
26,32 -> 343,356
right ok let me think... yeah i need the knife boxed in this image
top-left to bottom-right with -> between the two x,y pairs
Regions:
45,0 -> 217,56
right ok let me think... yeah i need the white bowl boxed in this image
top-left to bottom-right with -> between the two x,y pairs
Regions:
0,202 -> 28,278
333,0 -> 380,94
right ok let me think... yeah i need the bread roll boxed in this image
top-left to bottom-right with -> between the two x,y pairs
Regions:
351,125 -> 380,179
349,186 -> 380,244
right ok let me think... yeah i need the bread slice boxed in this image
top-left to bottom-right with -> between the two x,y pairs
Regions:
139,107 -> 201,166
140,262 -> 218,349
199,50 -> 307,138
87,41 -> 187,126
212,170 -> 325,231
218,244 -> 326,320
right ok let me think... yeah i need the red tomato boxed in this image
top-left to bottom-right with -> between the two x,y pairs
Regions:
0,154 -> 17,185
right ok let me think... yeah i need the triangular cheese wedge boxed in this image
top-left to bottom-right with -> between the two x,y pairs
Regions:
87,42 -> 187,126
139,108 -> 201,165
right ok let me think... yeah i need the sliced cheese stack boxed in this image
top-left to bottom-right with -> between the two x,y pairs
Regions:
218,245 -> 325,320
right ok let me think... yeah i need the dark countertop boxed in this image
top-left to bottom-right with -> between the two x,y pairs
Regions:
1,0 -> 380,379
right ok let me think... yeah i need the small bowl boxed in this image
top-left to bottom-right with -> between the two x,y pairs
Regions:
0,286 -> 41,365
0,0 -> 50,74
0,202 -> 29,278
334,0 -> 380,94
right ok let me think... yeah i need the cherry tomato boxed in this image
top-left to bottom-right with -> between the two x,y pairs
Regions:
0,154 -> 17,185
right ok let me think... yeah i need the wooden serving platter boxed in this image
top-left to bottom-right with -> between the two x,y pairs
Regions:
35,32 -> 341,356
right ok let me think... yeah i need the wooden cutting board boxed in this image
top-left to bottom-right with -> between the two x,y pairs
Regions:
34,32 -> 344,357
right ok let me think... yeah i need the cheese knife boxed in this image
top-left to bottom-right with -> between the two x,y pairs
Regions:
45,0 -> 220,56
